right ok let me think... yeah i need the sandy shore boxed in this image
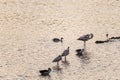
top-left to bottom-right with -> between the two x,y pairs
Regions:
0,0 -> 120,80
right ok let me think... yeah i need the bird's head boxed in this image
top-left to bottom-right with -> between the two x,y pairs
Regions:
48,68 -> 52,72
59,55 -> 62,57
68,46 -> 70,50
61,37 -> 63,39
89,33 -> 94,39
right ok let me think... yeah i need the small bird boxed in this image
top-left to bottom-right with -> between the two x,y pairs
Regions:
61,47 -> 70,62
39,68 -> 52,76
52,37 -> 63,43
52,55 -> 62,69
76,49 -> 84,56
95,40 -> 108,44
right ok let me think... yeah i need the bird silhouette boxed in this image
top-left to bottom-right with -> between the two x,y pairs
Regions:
52,37 -> 63,43
61,47 -> 70,62
76,49 -> 84,56
77,33 -> 93,52
95,34 -> 110,44
52,55 -> 62,69
39,68 -> 51,76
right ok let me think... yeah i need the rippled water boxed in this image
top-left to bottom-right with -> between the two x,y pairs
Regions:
0,0 -> 120,80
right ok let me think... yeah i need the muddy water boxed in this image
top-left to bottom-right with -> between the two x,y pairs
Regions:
0,0 -> 120,80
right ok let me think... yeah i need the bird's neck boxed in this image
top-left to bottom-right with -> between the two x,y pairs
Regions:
48,69 -> 51,73
61,39 -> 63,43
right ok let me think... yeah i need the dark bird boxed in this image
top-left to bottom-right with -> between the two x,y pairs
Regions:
77,33 -> 93,52
110,37 -> 115,39
52,37 -> 63,43
95,40 -> 109,44
61,47 -> 70,62
76,49 -> 84,56
110,36 -> 120,39
52,55 -> 62,69
95,34 -> 110,44
39,68 -> 51,76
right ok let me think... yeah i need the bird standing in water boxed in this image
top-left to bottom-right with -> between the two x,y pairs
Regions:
77,33 -> 93,52
61,47 -> 70,62
52,55 -> 62,69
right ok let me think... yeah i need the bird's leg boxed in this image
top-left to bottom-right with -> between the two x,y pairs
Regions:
65,56 -> 66,62
84,41 -> 86,52
57,62 -> 59,69
61,39 -> 63,43
83,41 -> 87,55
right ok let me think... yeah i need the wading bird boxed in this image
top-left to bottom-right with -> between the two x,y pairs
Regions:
61,47 -> 70,62
52,55 -> 62,69
77,33 -> 93,52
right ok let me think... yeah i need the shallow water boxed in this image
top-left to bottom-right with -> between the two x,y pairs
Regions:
0,0 -> 120,80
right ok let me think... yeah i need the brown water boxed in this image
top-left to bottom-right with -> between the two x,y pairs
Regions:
0,0 -> 120,80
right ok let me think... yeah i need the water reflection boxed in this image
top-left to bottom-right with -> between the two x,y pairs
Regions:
61,61 -> 70,69
53,65 -> 64,72
76,51 -> 91,64
53,68 -> 63,80
39,74 -> 52,80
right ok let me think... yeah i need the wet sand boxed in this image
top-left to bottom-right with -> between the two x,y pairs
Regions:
0,0 -> 120,80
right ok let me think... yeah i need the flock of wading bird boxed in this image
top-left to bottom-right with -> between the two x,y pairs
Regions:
39,33 -> 120,76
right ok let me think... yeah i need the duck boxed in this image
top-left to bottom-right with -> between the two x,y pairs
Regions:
39,68 -> 51,76
52,37 -> 63,43
76,49 -> 84,56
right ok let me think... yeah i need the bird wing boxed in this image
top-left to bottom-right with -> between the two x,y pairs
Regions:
78,34 -> 89,40
62,49 -> 69,56
52,56 -> 61,62
76,49 -> 81,52
53,38 -> 60,42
